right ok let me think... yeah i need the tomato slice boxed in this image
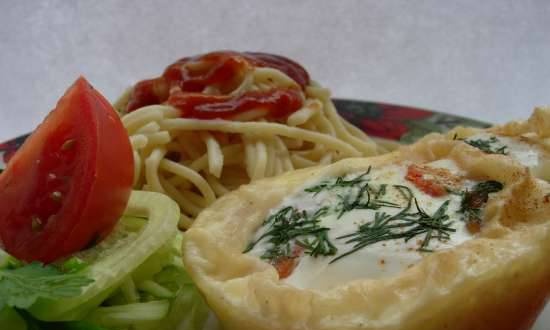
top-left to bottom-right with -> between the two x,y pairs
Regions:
0,77 -> 134,263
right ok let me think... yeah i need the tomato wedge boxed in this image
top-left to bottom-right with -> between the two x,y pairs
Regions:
0,77 -> 134,263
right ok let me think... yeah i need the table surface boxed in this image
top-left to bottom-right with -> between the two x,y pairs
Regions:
1,0 -> 550,328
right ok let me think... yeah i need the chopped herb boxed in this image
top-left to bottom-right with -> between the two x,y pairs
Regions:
331,188 -> 455,263
244,206 -> 336,261
0,262 -> 93,310
372,184 -> 387,200
335,182 -> 400,219
296,229 -> 337,258
464,136 -> 508,155
247,171 -> 471,266
304,168 -> 371,195
459,180 -> 503,225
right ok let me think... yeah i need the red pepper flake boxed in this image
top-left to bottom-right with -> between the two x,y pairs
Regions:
273,246 -> 303,279
405,164 -> 462,197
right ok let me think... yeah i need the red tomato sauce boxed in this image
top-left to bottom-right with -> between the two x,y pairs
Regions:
126,51 -> 310,119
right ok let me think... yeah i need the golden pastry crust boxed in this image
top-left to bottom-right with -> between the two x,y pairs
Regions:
446,107 -> 550,157
183,114 -> 550,330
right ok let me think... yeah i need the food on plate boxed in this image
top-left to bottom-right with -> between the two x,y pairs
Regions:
183,109 -> 550,330
2,50 -> 550,330
447,106 -> 550,181
0,78 -> 209,330
0,77 -> 134,263
115,51 -> 381,228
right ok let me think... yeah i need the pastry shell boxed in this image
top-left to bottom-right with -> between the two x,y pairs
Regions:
183,111 -> 550,330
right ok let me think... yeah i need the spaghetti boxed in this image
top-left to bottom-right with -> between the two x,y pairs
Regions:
116,51 -> 383,228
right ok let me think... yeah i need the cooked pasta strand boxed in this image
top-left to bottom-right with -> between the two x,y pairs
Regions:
252,139 -> 268,180
145,148 -> 167,194
160,119 -> 361,157
136,121 -> 161,134
200,132 -> 224,178
290,154 -> 317,168
159,176 -> 202,217
159,159 -> 216,204
121,67 -> 381,225
178,213 -> 194,230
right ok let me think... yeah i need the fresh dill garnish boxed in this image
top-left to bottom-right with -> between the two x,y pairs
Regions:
296,229 -> 337,258
459,180 -> 503,224
243,206 -> 337,261
335,182 -> 400,219
464,136 -> 509,155
246,171 -> 467,266
304,167 -> 371,195
331,191 -> 454,264
305,169 -> 400,219
372,184 -> 387,200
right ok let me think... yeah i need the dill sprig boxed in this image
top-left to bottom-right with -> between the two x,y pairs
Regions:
304,167 -> 371,195
459,180 -> 503,224
331,186 -> 455,264
244,206 -> 337,261
305,169 -> 400,219
335,182 -> 400,219
464,136 -> 508,155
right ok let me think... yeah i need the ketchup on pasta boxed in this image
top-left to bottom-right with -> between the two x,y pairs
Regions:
126,51 -> 310,119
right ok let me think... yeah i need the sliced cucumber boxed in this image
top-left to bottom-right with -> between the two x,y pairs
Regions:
28,191 -> 180,321
86,300 -> 170,327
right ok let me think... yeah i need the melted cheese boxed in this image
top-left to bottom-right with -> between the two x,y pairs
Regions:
247,160 -> 477,290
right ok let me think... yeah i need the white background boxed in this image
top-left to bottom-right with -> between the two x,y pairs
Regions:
0,0 -> 550,327
1,1 -> 550,141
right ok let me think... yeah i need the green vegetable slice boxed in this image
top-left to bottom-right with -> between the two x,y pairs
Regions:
86,300 -> 170,327
0,262 -> 93,310
28,190 -> 180,321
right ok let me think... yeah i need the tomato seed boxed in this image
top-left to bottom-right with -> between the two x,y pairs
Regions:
50,191 -> 62,202
31,216 -> 44,232
61,139 -> 76,150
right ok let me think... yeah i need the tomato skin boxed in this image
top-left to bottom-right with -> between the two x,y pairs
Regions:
0,77 -> 134,263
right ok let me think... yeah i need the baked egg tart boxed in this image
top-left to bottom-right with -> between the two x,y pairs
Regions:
183,109 -> 550,330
